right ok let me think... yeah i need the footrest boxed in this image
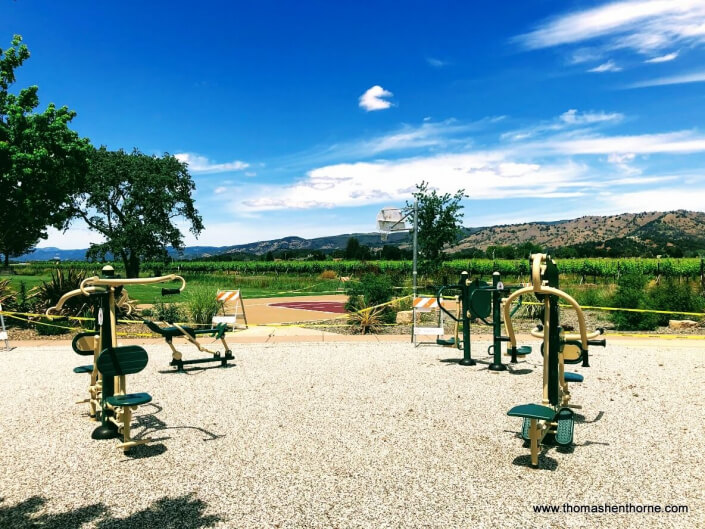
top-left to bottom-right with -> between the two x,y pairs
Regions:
555,408 -> 574,446
521,417 -> 531,441
73,364 -> 94,374
564,372 -> 584,383
106,392 -> 152,407
506,345 -> 532,356
507,403 -> 556,421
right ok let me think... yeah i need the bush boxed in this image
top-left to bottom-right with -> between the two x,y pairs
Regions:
646,279 -> 705,326
319,270 -> 337,280
346,273 -> 395,324
185,286 -> 219,325
154,301 -> 185,323
609,272 -> 658,330
35,316 -> 71,336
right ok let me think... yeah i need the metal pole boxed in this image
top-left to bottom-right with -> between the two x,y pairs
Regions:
0,302 -> 12,351
458,271 -> 475,366
412,200 -> 418,298
488,272 -> 506,371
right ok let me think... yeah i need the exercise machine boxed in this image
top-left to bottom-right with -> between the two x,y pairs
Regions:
504,254 -> 606,468
436,271 -> 529,369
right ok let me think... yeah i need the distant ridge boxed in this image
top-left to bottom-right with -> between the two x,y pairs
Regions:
16,210 -> 705,261
454,210 -> 705,253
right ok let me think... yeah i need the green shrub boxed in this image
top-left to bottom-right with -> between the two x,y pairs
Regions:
646,279 -> 705,326
609,272 -> 658,330
154,302 -> 185,323
346,273 -> 395,324
35,316 -> 71,336
185,286 -> 219,325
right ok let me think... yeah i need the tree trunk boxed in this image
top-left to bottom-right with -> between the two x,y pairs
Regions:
123,252 -> 141,278
3,251 -> 8,268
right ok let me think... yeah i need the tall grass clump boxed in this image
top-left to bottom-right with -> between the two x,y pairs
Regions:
185,286 -> 220,325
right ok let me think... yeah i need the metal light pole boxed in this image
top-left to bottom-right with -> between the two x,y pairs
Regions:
412,199 -> 418,298
376,200 -> 418,298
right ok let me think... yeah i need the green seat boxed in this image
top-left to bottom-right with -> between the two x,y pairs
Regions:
508,403 -> 556,421
516,346 -> 531,355
73,364 -> 93,374
564,372 -> 584,383
106,392 -> 152,407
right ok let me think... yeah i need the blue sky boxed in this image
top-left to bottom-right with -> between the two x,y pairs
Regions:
3,0 -> 705,249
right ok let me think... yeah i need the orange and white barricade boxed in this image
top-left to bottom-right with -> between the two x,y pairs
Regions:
212,290 -> 248,330
411,296 -> 445,346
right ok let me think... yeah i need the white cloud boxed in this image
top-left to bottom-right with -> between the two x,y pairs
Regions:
359,85 -> 394,111
426,57 -> 448,68
214,186 -> 227,194
502,109 -> 623,141
239,152 -> 592,212
604,187 -> 705,212
588,60 -> 622,72
626,70 -> 705,88
535,130 -> 705,155
560,109 -> 623,125
175,153 -> 249,173
644,51 -> 679,63
515,0 -> 705,55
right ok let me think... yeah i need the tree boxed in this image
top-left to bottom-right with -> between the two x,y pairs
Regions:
406,181 -> 467,271
72,147 -> 204,277
345,237 -> 361,259
0,35 -> 91,266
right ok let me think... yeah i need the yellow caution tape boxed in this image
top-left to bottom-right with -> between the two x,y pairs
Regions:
520,303 -> 705,318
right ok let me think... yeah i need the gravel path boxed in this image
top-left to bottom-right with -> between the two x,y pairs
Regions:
0,340 -> 703,528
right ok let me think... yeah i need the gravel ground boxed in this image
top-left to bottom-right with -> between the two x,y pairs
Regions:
0,340 -> 703,528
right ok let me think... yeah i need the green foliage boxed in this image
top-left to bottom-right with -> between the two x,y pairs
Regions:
74,147 -> 204,277
407,181 -> 467,272
609,272 -> 659,331
154,301 -> 185,324
646,279 -> 705,326
185,286 -> 220,325
0,35 -> 91,265
347,303 -> 386,334
35,316 -> 70,336
32,269 -> 87,315
345,273 -> 395,324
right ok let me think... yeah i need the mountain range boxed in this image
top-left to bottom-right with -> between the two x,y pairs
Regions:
18,210 -> 705,261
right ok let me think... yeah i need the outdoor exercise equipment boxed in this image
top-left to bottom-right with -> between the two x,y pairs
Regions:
144,287 -> 234,372
436,271 -> 529,369
504,254 -> 606,468
48,266 -> 187,451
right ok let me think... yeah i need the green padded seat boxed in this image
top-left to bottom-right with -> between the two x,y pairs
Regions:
96,345 -> 149,377
564,372 -> 584,383
73,364 -> 94,374
508,403 -> 556,421
516,346 -> 531,355
105,392 -> 152,407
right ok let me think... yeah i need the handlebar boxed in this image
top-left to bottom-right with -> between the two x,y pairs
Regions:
436,286 -> 462,322
46,286 -> 102,315
80,274 -> 186,296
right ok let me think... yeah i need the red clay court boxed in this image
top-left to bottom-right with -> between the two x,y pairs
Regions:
269,300 -> 346,313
